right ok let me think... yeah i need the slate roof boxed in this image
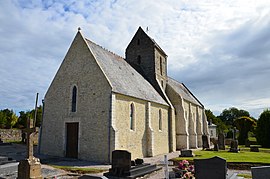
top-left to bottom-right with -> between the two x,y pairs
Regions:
167,77 -> 203,107
85,39 -> 168,106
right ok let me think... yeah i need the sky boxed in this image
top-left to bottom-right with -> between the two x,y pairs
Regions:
0,0 -> 270,118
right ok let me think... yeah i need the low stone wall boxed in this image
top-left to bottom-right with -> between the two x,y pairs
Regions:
0,128 -> 39,144
0,129 -> 22,141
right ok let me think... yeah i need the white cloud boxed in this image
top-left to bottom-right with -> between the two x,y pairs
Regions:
0,0 -> 270,118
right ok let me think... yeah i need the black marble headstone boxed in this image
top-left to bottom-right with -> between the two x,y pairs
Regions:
111,150 -> 131,176
195,156 -> 227,179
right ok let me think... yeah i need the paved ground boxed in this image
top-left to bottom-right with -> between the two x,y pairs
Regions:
0,143 -> 251,178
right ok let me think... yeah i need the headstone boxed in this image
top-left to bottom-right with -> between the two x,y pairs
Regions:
218,133 -> 225,150
250,146 -> 259,152
104,150 -> 161,179
251,166 -> 270,179
229,140 -> 239,153
214,143 -> 219,151
135,158 -> 144,165
179,150 -> 195,157
202,135 -> 210,150
111,150 -> 131,176
17,118 -> 42,179
194,156 -> 227,179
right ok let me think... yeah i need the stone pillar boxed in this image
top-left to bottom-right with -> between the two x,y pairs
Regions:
175,100 -> 189,150
196,107 -> 203,148
202,111 -> 211,146
146,102 -> 154,157
168,106 -> 176,152
188,103 -> 197,149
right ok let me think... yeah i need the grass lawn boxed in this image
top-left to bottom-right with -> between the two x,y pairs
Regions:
173,147 -> 270,164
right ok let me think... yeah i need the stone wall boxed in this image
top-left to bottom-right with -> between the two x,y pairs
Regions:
40,31 -> 111,163
0,128 -> 39,144
0,129 -> 22,141
113,93 -> 169,160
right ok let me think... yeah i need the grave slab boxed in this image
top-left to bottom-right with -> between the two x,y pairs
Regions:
251,166 -> 270,179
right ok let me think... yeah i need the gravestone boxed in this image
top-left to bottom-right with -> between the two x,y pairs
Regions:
17,118 -> 42,179
111,150 -> 131,176
0,134 -> 3,144
229,140 -> 239,153
104,150 -> 161,179
214,143 -> 219,151
218,133 -> 225,150
251,166 -> 270,179
179,149 -> 194,157
250,146 -> 259,152
135,158 -> 144,165
194,156 -> 227,179
202,135 -> 210,150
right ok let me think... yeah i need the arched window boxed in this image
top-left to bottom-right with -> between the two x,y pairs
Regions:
160,57 -> 163,75
130,103 -> 135,130
71,86 -> 77,112
159,109 -> 162,131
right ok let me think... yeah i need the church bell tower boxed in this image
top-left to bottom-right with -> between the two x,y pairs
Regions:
125,27 -> 168,92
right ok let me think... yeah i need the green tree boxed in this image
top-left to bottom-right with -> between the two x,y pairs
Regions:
17,111 -> 29,128
0,110 -> 7,128
205,109 -> 228,134
256,109 -> 270,147
16,105 -> 43,128
0,109 -> 18,129
218,107 -> 250,126
235,116 -> 256,144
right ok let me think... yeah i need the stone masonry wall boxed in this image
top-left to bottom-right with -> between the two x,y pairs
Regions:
0,129 -> 22,141
113,94 -> 169,160
40,31 -> 112,163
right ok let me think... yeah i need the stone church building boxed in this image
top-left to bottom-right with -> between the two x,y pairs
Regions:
39,27 -> 210,163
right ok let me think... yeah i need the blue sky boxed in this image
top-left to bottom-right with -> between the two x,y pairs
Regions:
0,0 -> 270,118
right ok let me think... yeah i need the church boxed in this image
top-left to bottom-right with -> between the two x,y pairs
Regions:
39,27 -> 210,163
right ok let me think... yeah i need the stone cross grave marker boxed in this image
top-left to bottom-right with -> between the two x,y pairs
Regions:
18,118 -> 42,179
194,156 -> 227,179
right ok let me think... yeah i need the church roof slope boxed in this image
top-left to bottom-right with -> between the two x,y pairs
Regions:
167,77 -> 203,107
85,39 -> 168,106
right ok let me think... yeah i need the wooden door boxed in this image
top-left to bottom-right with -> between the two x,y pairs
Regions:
66,122 -> 79,158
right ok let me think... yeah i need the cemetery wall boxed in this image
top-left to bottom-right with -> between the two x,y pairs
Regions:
0,129 -> 22,141
0,129 -> 39,144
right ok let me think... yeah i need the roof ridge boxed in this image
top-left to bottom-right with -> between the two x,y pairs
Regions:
85,38 -> 125,59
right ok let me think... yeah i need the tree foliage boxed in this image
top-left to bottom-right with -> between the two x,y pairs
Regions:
256,109 -> 270,147
218,107 -> 250,126
235,116 -> 256,144
0,106 -> 42,129
0,109 -> 18,129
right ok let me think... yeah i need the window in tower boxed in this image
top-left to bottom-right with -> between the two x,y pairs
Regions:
137,55 -> 141,64
160,57 -> 163,75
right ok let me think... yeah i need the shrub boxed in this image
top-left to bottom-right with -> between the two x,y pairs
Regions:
256,109 -> 270,147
